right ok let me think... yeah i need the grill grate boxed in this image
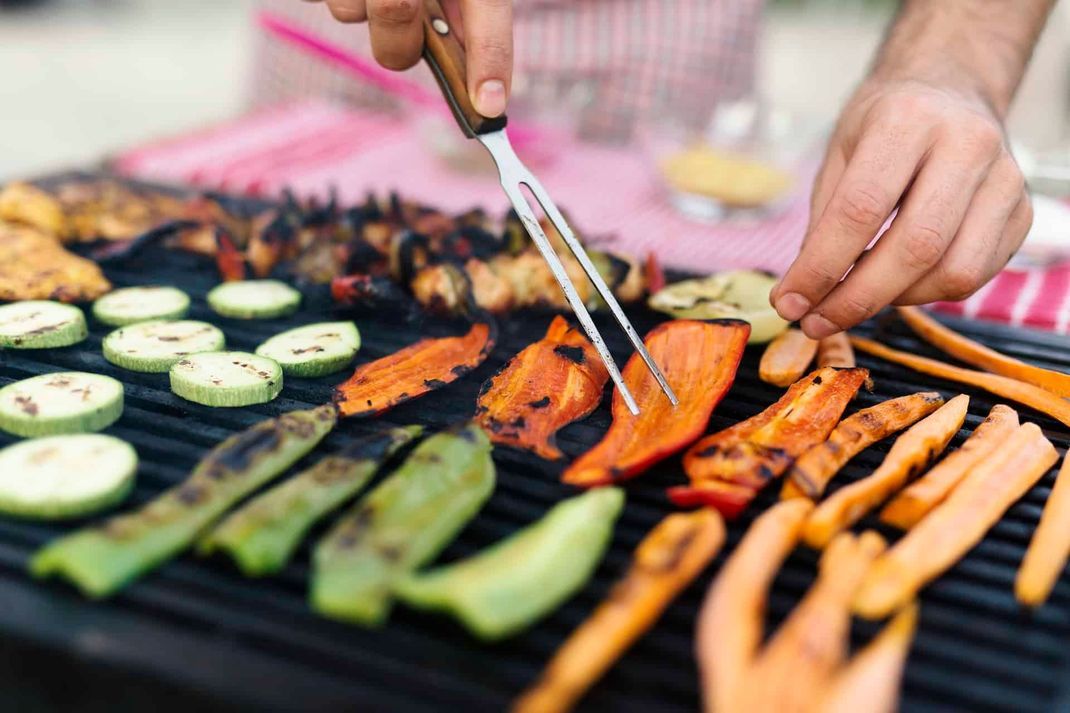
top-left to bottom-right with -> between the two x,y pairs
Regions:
2,187 -> 1070,712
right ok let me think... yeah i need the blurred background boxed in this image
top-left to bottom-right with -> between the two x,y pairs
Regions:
1,0 -> 1067,181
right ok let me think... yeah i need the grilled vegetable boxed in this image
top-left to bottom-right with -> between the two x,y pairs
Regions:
0,434 -> 137,519
396,488 -> 624,641
311,424 -> 495,625
91,286 -> 190,326
781,392 -> 945,501
334,322 -> 496,418
898,306 -> 1070,398
646,271 -> 789,344
0,372 -> 123,437
741,531 -> 886,713
803,395 -> 969,549
30,405 -> 337,597
170,352 -> 283,407
0,300 -> 87,349
851,336 -> 1070,428
476,316 -> 608,460
103,320 -> 225,373
673,367 -> 868,518
255,322 -> 361,377
199,426 -> 421,576
880,405 -> 1019,529
562,320 -> 749,487
816,332 -> 855,368
853,422 -> 1057,619
207,279 -> 301,319
0,223 -> 111,303
1016,452 -> 1070,607
759,329 -> 819,387
813,604 -> 918,713
214,228 -> 248,282
696,499 -> 813,713
514,509 -> 725,713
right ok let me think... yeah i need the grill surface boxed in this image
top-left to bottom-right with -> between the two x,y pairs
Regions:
3,184 -> 1070,712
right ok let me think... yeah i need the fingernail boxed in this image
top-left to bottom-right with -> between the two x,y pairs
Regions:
801,313 -> 838,340
475,80 -> 506,117
774,292 -> 810,322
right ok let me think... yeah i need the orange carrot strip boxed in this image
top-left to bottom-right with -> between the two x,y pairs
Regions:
851,336 -> 1070,428
697,499 -> 812,713
880,405 -> 1019,530
813,603 -> 919,713
740,531 -> 885,713
334,322 -> 495,417
854,423 -> 1057,619
513,509 -> 725,713
803,395 -> 969,549
898,306 -> 1070,398
476,316 -> 608,460
816,332 -> 855,368
759,328 -> 819,387
781,392 -> 944,501
672,367 -> 869,518
1016,452 -> 1070,607
562,320 -> 749,487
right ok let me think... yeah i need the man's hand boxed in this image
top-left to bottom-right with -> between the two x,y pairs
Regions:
305,0 -> 512,117
771,0 -> 1054,340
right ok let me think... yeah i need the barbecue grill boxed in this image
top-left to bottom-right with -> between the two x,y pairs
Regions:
1,176 -> 1069,712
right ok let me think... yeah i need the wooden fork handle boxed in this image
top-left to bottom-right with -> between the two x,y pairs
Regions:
421,0 -> 507,138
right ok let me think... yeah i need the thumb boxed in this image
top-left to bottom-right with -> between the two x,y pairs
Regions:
460,0 -> 513,118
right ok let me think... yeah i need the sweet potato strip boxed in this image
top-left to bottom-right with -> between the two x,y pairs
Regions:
781,392 -> 944,501
851,336 -> 1070,428
514,509 -> 726,713
880,405 -> 1019,530
562,320 -> 749,487
759,328 -> 818,387
898,306 -> 1070,398
816,332 -> 855,368
740,531 -> 886,713
672,367 -> 869,519
854,423 -> 1057,619
477,316 -> 609,461
813,603 -> 919,713
334,322 -> 495,417
697,499 -> 813,713
803,395 -> 969,549
1016,452 -> 1070,607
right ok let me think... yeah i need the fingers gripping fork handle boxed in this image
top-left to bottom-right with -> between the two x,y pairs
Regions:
420,0 -> 677,414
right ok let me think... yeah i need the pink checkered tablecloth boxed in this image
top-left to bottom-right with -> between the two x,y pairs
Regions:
112,100 -> 1070,334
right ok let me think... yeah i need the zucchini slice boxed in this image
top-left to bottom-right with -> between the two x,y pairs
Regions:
170,351 -> 283,407
0,300 -> 88,349
648,270 -> 789,344
207,280 -> 301,319
92,286 -> 190,326
103,320 -> 225,373
0,372 -> 124,437
255,322 -> 361,377
0,435 -> 137,519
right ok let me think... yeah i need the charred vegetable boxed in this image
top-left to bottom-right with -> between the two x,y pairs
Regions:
647,270 -> 788,344
562,320 -> 749,487
514,509 -> 725,713
476,316 -> 609,460
759,328 -> 819,387
673,367 -> 868,518
334,322 -> 496,418
781,392 -> 945,501
396,488 -> 624,641
0,300 -> 88,349
30,405 -> 337,597
311,424 -> 495,625
0,372 -> 123,437
199,426 -> 421,576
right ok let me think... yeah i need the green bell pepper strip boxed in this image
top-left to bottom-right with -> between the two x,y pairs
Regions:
310,422 -> 495,626
395,487 -> 625,641
198,425 -> 422,576
30,404 -> 337,598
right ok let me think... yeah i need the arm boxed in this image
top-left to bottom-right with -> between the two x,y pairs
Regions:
771,0 -> 1056,339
